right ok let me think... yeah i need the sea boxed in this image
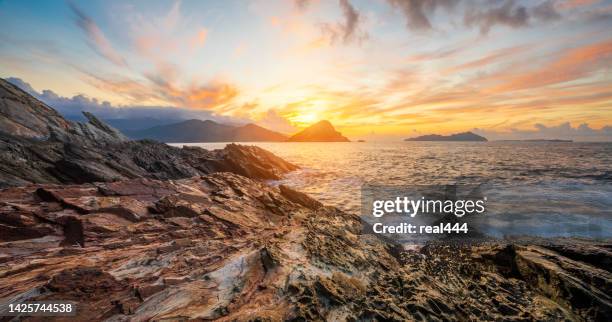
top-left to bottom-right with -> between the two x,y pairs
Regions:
172,142 -> 612,239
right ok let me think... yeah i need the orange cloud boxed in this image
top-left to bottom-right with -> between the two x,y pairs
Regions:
406,37 -> 483,63
488,39 -> 612,93
444,44 -> 531,74
83,68 -> 239,110
184,83 -> 239,109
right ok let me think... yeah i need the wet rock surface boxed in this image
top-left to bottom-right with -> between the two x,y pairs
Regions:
0,173 -> 609,321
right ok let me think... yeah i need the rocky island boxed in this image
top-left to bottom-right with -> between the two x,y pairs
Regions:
287,120 -> 350,142
405,131 -> 487,142
0,78 -> 610,321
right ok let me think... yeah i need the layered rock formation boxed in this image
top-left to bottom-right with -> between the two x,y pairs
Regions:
0,78 -> 297,188
287,120 -> 350,142
0,175 -> 609,321
0,80 -> 126,144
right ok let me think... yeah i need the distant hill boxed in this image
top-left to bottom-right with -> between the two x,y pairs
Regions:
63,115 -> 183,133
231,123 -> 287,142
103,118 -> 183,132
127,119 -> 287,143
405,131 -> 487,142
287,120 -> 350,142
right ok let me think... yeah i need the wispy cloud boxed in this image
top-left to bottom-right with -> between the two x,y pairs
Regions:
71,1 -> 237,112
488,39 -> 612,92
70,3 -> 127,67
86,69 -> 239,110
407,37 -> 482,62
444,44 -> 531,73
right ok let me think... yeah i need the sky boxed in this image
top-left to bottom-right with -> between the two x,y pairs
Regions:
1,0 -> 611,141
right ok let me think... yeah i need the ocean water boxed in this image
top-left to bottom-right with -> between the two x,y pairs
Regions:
174,142 -> 612,239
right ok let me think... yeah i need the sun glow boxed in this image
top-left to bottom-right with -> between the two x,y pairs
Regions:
286,99 -> 332,127
290,111 -> 318,126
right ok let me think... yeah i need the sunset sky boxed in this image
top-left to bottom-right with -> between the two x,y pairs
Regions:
1,0 -> 611,140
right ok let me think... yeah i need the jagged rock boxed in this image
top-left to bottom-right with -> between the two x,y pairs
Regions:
0,173 -> 609,321
0,79 -> 72,140
0,135 -> 297,188
0,78 -> 298,188
279,184 -> 323,210
513,245 -> 611,321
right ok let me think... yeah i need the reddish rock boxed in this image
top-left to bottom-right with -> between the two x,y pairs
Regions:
136,283 -> 165,300
0,173 -> 609,321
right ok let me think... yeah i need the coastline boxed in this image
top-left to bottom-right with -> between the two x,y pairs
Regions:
0,79 -> 610,321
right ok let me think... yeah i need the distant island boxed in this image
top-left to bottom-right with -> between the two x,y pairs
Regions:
287,120 -> 350,142
126,119 -> 287,143
405,131 -> 487,142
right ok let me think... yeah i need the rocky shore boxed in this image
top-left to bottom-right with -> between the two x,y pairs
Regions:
0,174 -> 610,321
1,78 -> 611,321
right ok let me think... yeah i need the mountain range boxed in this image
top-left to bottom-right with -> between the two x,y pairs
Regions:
124,119 -> 351,143
126,119 -> 288,142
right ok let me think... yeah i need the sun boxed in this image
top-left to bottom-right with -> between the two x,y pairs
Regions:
292,112 -> 318,125
288,99 -> 330,126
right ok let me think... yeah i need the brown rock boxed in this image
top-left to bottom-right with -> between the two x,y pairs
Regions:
60,216 -> 84,247
163,276 -> 190,285
136,283 -> 165,300
279,185 -> 323,210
